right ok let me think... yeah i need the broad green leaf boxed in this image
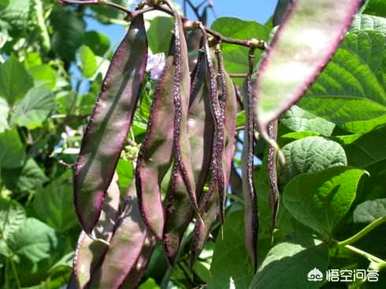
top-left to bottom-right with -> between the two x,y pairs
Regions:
283,167 -> 365,238
208,210 -> 254,289
116,158 -> 134,192
363,0 -> 386,17
0,56 -> 33,105
139,279 -> 161,289
83,31 -> 111,56
281,136 -> 347,181
33,172 -> 77,232
280,131 -> 320,142
50,7 -> 85,62
250,242 -> 329,289
254,0 -> 362,131
281,106 -> 335,136
8,218 -> 58,263
0,129 -> 25,168
78,45 -> 98,79
0,0 -> 9,9
0,97 -> 9,132
351,14 -> 386,32
0,198 -> 26,240
353,198 -> 386,223
11,86 -> 55,129
346,125 -> 386,167
211,17 -> 269,74
1,158 -> 48,196
28,64 -> 57,89
0,0 -> 30,33
148,16 -> 174,54
300,30 -> 386,134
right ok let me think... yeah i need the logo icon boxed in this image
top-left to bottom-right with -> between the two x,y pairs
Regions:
307,268 -> 324,282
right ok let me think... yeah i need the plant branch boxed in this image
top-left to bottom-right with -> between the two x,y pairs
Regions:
59,0 -> 267,50
338,217 -> 386,247
344,245 -> 386,266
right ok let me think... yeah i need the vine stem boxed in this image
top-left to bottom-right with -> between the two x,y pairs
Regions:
59,0 -> 267,49
344,245 -> 386,266
10,259 -> 21,289
338,217 -> 386,247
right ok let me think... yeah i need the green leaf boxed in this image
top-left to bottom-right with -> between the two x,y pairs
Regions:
281,136 -> 347,181
116,159 -> 134,192
50,7 -> 85,62
0,0 -> 9,9
11,86 -> 55,129
281,106 -> 335,136
33,172 -> 77,232
300,30 -> 386,134
139,278 -> 161,289
0,0 -> 30,33
208,210 -> 254,289
147,16 -> 174,54
363,0 -> 386,17
353,198 -> 386,223
210,17 -> 269,74
28,64 -> 57,89
0,97 -> 9,133
78,45 -> 98,79
0,129 -> 25,168
346,125 -> 386,167
250,242 -> 329,289
8,218 -> 58,263
0,198 -> 26,240
83,31 -> 111,56
0,56 -> 33,105
1,158 -> 48,196
351,14 -> 386,32
283,167 -> 366,238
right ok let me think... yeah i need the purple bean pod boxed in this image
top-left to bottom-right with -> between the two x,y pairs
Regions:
74,15 -> 148,233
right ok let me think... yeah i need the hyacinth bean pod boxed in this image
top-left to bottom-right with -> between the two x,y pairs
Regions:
215,48 -> 237,222
163,43 -> 214,262
254,0 -> 362,139
170,14 -> 200,215
191,45 -> 237,260
267,120 -> 280,229
242,48 -> 258,269
136,34 -> 177,240
119,236 -> 156,289
87,184 -> 148,289
74,15 -> 148,233
72,175 -> 120,289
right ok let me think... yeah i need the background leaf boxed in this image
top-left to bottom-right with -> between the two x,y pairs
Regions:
250,242 -> 329,289
33,172 -> 78,232
283,167 -> 365,238
0,198 -> 26,240
353,198 -> 386,223
281,136 -> 347,182
211,17 -> 269,74
0,129 -> 25,168
0,56 -> 33,105
300,25 -> 386,134
208,209 -> 254,289
8,218 -> 58,263
11,86 -> 55,130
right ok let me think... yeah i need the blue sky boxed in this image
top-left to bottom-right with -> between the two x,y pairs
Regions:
87,0 -> 278,47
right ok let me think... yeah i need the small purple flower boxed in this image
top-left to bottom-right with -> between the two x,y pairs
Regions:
146,52 -> 166,80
